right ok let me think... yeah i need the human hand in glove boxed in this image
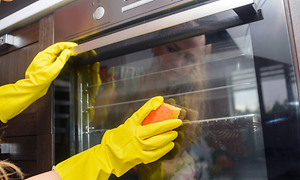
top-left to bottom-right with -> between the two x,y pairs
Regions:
164,98 -> 200,179
54,96 -> 182,180
0,42 -> 77,123
137,98 -> 201,180
137,118 -> 190,180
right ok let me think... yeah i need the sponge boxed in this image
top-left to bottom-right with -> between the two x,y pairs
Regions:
142,103 -> 182,125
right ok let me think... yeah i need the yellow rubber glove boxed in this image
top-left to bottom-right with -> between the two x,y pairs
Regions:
54,96 -> 182,180
0,42 -> 78,123
137,119 -> 190,180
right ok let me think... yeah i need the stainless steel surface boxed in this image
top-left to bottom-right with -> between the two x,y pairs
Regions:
122,0 -> 155,12
55,0 -> 195,42
55,0 -> 255,43
70,0 -> 255,56
83,114 -> 258,134
93,7 -> 105,20
0,34 -> 13,46
77,74 -> 84,153
0,34 -> 14,51
0,144 -> 9,154
182,114 -> 258,124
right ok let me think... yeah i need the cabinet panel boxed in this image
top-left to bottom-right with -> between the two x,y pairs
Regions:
0,21 -> 39,56
0,135 -> 53,177
14,161 -> 37,177
0,112 -> 37,137
1,136 -> 37,161
0,41 -> 38,86
36,134 -> 53,173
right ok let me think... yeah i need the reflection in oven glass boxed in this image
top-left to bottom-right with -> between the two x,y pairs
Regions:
75,23 -> 267,180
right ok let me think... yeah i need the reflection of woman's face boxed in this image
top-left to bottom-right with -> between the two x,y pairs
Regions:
152,35 -> 205,81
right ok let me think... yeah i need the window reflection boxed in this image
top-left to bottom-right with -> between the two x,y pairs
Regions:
75,24 -> 268,179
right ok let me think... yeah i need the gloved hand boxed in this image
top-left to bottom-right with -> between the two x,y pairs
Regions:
54,96 -> 182,180
137,119 -> 190,180
137,98 -> 199,180
165,98 -> 199,150
0,42 -> 77,123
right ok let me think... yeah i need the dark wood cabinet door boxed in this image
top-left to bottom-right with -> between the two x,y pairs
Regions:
0,15 -> 54,178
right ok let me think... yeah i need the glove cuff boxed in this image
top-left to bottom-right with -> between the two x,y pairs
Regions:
0,81 -> 49,123
54,144 -> 113,180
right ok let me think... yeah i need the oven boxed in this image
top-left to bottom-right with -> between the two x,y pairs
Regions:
53,0 -> 300,179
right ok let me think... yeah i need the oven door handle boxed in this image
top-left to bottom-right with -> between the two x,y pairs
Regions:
70,0 -> 257,56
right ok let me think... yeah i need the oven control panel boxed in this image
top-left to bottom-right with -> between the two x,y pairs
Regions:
54,0 -> 205,42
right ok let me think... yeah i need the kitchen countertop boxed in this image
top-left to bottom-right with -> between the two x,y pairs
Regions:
0,0 -> 75,35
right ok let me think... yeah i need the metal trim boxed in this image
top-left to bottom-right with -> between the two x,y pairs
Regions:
0,34 -> 14,46
71,0 -> 255,55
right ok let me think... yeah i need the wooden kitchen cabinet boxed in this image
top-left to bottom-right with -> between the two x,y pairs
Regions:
0,15 -> 54,177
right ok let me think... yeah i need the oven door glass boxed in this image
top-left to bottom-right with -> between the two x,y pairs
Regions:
54,0 -> 300,179
76,23 -> 267,180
